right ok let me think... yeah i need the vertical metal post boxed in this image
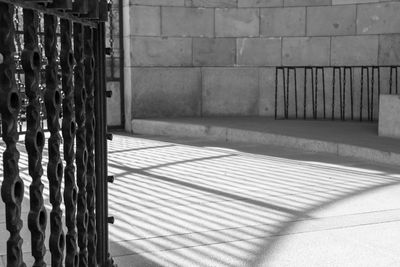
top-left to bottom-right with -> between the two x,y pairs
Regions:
76,22 -> 89,267
85,25 -> 98,267
95,22 -> 114,267
22,8 -> 47,267
0,3 -> 26,266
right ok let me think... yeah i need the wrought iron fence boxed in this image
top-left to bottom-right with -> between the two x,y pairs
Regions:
275,66 -> 400,121
0,0 -> 114,266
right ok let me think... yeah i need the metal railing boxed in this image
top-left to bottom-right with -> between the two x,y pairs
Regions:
275,66 -> 400,121
0,1 -> 114,266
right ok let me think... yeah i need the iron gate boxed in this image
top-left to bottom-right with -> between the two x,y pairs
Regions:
0,0 -> 114,266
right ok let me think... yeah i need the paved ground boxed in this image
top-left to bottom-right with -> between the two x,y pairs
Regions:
108,133 -> 400,267
1,131 -> 400,266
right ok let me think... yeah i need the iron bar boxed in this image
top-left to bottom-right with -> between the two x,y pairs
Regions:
84,25 -> 98,267
95,22 -> 115,267
61,18 -> 78,267
45,13 -> 68,267
75,21 -> 89,267
22,8 -> 47,267
283,67 -> 287,119
0,3 -> 26,266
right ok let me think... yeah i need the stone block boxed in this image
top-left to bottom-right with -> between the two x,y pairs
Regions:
130,0 -> 184,6
357,2 -> 400,34
331,36 -> 379,66
259,68 -> 276,116
132,68 -> 202,117
307,5 -> 356,36
238,0 -> 283,7
193,38 -> 236,66
237,38 -> 281,66
202,68 -> 260,115
282,37 -> 330,66
215,8 -> 260,37
190,0 -> 236,7
131,37 -> 192,66
106,81 -> 122,126
378,94 -> 400,139
260,7 -> 306,37
162,7 -> 214,37
284,0 -> 331,6
379,34 -> 400,66
130,5 -> 160,36
333,0 -> 376,4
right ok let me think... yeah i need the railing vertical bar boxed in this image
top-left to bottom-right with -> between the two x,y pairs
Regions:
396,66 -> 398,94
349,67 -> 354,120
371,67 -> 375,121
332,67 -> 337,120
274,68 -> 278,119
314,68 -> 318,119
340,67 -> 344,120
304,68 -> 308,119
311,67 -> 316,119
293,68 -> 298,119
22,8 -> 47,267
283,67 -> 287,119
286,68 -> 290,119
360,67 -> 365,121
85,25 -> 98,267
321,68 -> 326,119
366,67 -> 371,121
0,3 -> 26,266
76,21 -> 89,267
46,13 -> 71,267
390,66 -> 393,94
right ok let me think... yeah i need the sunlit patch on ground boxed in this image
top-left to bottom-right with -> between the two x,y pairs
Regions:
1,134 -> 400,266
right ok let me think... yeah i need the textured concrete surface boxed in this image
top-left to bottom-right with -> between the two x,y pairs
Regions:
161,7 -> 214,37
107,134 -> 400,266
379,94 -> 400,139
131,118 -> 400,165
282,37 -> 330,66
237,38 -> 281,66
193,38 -> 236,66
202,68 -> 260,115
2,132 -> 400,266
132,68 -> 202,117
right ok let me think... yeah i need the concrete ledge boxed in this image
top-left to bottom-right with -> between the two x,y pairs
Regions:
131,118 -> 400,165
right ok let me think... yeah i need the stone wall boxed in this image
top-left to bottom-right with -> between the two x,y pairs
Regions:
123,0 -> 400,128
106,1 -> 123,127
